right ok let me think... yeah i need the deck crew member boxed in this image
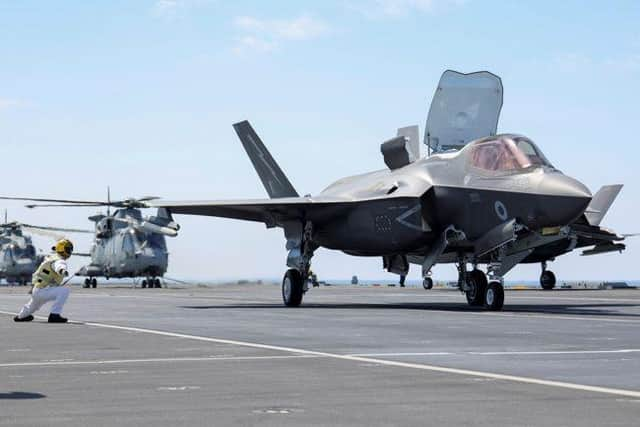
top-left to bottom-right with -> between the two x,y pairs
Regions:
13,239 -> 74,323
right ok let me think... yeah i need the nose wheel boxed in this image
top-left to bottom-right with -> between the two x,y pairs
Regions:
540,263 -> 556,290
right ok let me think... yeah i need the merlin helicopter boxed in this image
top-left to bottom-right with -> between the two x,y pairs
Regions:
142,70 -> 631,311
0,194 -> 180,289
0,212 -> 91,285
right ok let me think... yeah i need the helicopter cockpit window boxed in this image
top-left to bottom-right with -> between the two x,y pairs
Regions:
469,137 -> 551,172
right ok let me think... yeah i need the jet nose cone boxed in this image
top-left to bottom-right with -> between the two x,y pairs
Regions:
541,174 -> 591,199
538,173 -> 592,225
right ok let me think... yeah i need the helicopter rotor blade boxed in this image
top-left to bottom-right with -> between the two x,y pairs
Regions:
0,196 -> 108,205
25,203 -> 105,209
22,224 -> 94,234
22,228 -> 65,240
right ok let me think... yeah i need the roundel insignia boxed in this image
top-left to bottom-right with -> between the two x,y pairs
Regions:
494,201 -> 508,221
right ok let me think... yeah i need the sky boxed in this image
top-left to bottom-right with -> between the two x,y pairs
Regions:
0,0 -> 639,282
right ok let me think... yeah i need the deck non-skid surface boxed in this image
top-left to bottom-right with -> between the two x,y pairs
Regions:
1,285 -> 639,426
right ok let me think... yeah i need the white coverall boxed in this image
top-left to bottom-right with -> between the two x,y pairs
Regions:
17,256 -> 70,319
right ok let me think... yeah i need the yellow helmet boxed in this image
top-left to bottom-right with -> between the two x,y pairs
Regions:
53,239 -> 74,258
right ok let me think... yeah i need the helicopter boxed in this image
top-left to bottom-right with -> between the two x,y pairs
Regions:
0,211 -> 92,285
0,193 -> 181,289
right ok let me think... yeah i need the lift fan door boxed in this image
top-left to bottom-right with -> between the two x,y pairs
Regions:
425,70 -> 503,153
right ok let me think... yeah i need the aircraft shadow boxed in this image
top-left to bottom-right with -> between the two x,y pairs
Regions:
179,302 -> 640,318
0,391 -> 46,400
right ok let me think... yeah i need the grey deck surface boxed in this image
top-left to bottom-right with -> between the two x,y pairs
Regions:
1,285 -> 639,426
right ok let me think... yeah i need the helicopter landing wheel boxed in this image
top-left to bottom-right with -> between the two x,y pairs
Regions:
91,278 -> 97,288
83,278 -> 90,289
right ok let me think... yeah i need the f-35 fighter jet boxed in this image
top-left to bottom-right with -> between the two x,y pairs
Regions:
151,70 -> 631,310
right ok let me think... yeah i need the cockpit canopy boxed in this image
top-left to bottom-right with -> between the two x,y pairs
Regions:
467,135 -> 552,172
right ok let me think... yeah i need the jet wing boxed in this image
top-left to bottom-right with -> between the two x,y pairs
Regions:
149,196 -> 357,226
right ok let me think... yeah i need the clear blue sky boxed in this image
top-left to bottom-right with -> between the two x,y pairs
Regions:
1,0 -> 638,281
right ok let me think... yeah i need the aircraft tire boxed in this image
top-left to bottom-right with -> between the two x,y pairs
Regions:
423,277 -> 433,290
484,281 -> 504,311
465,270 -> 487,306
282,269 -> 304,307
83,278 -> 90,289
540,270 -> 556,290
91,278 -> 97,288
154,278 -> 162,288
141,280 -> 147,289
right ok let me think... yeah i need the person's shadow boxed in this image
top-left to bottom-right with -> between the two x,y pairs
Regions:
0,391 -> 46,400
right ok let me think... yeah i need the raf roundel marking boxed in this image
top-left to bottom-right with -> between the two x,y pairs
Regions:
494,201 -> 508,221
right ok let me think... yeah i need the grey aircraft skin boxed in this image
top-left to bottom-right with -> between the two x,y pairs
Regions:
149,70 -> 631,310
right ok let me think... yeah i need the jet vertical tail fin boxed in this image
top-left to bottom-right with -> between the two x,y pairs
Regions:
232,121 -> 299,199
585,184 -> 623,226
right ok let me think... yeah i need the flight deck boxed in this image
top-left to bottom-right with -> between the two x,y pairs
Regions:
1,284 -> 639,426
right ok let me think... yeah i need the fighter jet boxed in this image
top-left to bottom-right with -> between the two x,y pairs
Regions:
145,70 -> 631,311
10,70 -> 630,310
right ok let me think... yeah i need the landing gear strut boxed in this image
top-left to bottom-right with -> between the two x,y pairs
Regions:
540,262 -> 556,290
281,221 -> 316,307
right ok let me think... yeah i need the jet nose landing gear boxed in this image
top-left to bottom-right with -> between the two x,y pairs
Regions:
540,262 -> 556,290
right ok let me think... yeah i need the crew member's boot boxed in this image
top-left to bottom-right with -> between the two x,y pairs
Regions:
14,315 -> 34,322
48,313 -> 68,323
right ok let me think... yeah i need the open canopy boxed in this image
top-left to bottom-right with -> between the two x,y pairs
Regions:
425,70 -> 503,153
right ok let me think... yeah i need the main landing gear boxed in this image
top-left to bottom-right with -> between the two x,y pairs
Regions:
458,264 -> 504,311
83,277 -> 97,288
282,269 -> 304,307
280,221 -> 317,307
540,262 -> 556,290
141,278 -> 162,289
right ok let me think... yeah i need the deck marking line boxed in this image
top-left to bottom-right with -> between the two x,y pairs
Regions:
0,354 -> 317,368
3,310 -> 640,398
